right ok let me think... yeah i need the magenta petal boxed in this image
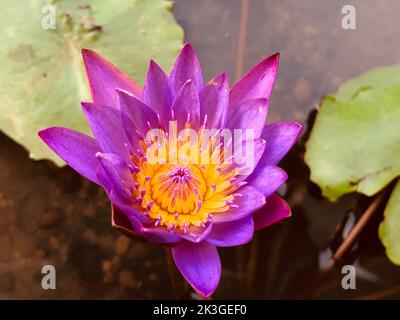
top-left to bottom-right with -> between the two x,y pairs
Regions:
247,165 -> 288,197
253,194 -> 291,231
206,216 -> 254,247
170,43 -> 203,94
226,98 -> 268,138
82,102 -> 131,163
142,228 -> 181,245
38,127 -> 100,184
259,121 -> 303,166
82,49 -> 142,107
171,80 -> 200,130
200,72 -> 229,129
96,153 -> 134,205
172,241 -> 221,297
143,60 -> 173,122
229,53 -> 279,107
213,186 -> 266,223
117,89 -> 159,142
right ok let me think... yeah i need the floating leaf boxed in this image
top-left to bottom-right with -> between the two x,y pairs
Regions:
306,65 -> 400,266
305,85 -> 400,201
379,180 -> 400,265
336,64 -> 400,101
305,65 -> 400,200
0,0 -> 183,165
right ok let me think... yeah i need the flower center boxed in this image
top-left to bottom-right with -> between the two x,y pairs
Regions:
128,127 -> 244,232
151,164 -> 206,215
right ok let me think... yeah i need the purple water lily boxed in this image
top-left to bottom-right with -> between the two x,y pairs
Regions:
39,43 -> 302,297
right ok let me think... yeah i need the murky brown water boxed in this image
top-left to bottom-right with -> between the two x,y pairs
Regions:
1,0 -> 400,299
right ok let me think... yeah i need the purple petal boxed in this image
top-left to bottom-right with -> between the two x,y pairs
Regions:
142,227 -> 181,245
172,241 -> 221,297
247,165 -> 288,197
233,138 -> 266,177
96,165 -> 112,197
169,43 -> 203,94
117,89 -> 159,146
226,98 -> 268,138
171,80 -> 200,130
206,216 -> 254,247
109,188 -> 150,225
259,121 -> 303,166
253,194 -> 291,231
38,127 -> 100,184
143,60 -> 173,123
229,53 -> 279,107
82,49 -> 142,108
212,186 -> 266,223
112,205 -> 144,237
200,72 -> 229,129
96,153 -> 134,206
82,102 -> 131,163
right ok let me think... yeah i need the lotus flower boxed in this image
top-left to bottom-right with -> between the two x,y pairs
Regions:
39,43 -> 302,297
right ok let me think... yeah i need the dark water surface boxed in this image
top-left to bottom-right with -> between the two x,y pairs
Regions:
1,0 -> 400,299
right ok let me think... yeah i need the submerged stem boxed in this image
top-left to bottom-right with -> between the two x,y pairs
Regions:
298,190 -> 388,299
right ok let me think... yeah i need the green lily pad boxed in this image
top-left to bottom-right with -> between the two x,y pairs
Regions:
336,64 -> 400,101
305,85 -> 400,201
306,65 -> 400,266
379,180 -> 400,265
0,0 -> 183,165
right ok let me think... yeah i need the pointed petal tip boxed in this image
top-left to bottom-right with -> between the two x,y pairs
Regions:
267,52 -> 280,64
217,71 -> 228,81
116,87 -> 135,99
287,121 -> 304,141
81,48 -> 104,67
80,101 -> 90,108
181,42 -> 195,53
38,127 -> 61,143
148,58 -> 163,71
80,101 -> 96,112
81,48 -> 143,106
209,72 -> 229,85
170,42 -> 203,92
174,43 -> 198,62
81,48 -> 95,59
199,289 -> 216,299
37,126 -> 64,139
230,52 -> 280,105
37,127 -> 49,139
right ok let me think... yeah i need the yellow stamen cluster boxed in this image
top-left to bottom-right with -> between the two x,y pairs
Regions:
129,129 -> 241,232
